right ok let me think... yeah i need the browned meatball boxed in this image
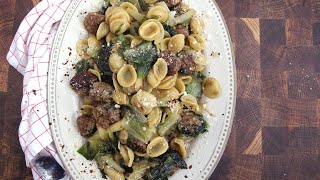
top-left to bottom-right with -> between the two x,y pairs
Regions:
84,12 -> 105,34
164,0 -> 182,8
70,71 -> 98,96
89,82 -> 114,102
77,114 -> 96,136
175,24 -> 189,37
160,51 -> 181,76
93,104 -> 121,129
126,137 -> 147,153
178,52 -> 196,75
177,112 -> 207,137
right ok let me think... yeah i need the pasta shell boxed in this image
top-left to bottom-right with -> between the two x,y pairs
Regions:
202,77 -> 221,99
119,144 -> 134,167
181,94 -> 199,112
178,75 -> 193,85
153,58 -> 168,81
105,6 -> 116,23
158,38 -> 170,51
113,91 -> 129,105
147,137 -> 169,157
175,78 -> 185,95
88,69 -> 102,82
147,70 -> 161,88
147,107 -> 162,128
119,129 -> 128,144
110,19 -> 130,35
190,17 -> 205,35
157,74 -> 177,90
76,39 -> 89,59
153,87 -> 180,101
112,73 -> 122,92
107,120 -> 124,133
120,2 -> 138,21
168,34 -> 185,53
170,138 -> 187,158
130,36 -> 143,48
131,90 -> 157,114
147,6 -> 169,23
134,151 -> 147,157
96,22 -> 109,40
104,166 -> 125,180
188,34 -> 205,51
106,32 -> 116,43
139,19 -> 164,43
109,53 -> 126,73
117,65 -> 137,88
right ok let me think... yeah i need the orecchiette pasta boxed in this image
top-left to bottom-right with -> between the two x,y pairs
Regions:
202,77 -> 221,99
181,94 -> 199,112
157,38 -> 170,51
88,69 -> 102,82
147,137 -> 169,157
153,87 -> 180,101
157,74 -> 178,90
87,36 -> 101,57
96,22 -> 109,40
112,73 -> 122,92
104,166 -> 125,180
190,17 -> 205,35
145,0 -> 158,4
130,36 -> 143,48
188,34 -> 205,50
193,52 -> 207,71
112,91 -> 129,105
147,6 -> 169,23
106,32 -> 116,43
107,7 -> 131,35
131,90 -> 157,114
109,53 -> 126,73
119,144 -> 134,167
170,138 -> 187,158
153,58 -> 168,81
76,39 -> 89,59
139,19 -> 164,43
122,77 -> 143,95
147,70 -> 161,88
168,34 -> 185,53
147,107 -> 162,128
117,64 -> 137,88
119,2 -> 138,21
119,129 -> 128,144
178,75 -> 193,85
175,78 -> 185,95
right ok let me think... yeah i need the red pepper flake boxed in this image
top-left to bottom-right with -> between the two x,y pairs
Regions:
184,175 -> 188,178
62,59 -> 69,65
68,47 -> 72,51
61,145 -> 65,149
70,158 -> 74,161
90,170 -> 94,173
32,89 -> 37,95
49,122 -> 52,125
222,114 -> 225,116
189,165 -> 192,169
69,52 -> 72,56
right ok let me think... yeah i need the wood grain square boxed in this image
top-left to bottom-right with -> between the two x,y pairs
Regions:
311,0 -> 320,18
2,117 -> 26,156
5,67 -> 23,119
288,127 -> 319,153
287,99 -> 319,127
286,19 -> 313,47
215,0 -> 235,19
210,154 -> 233,179
0,92 -> 7,136
237,70 -> 261,98
260,19 -> 286,45
261,45 -> 287,74
236,18 -> 260,45
0,156 -> 33,179
262,155 -> 289,180
284,0 -> 312,18
259,0 -> 286,19
285,47 -> 319,72
236,44 -> 260,71
287,70 -> 320,100
235,0 -> 261,18
287,153 -> 320,179
261,98 -> 288,127
313,22 -> 320,45
262,127 -> 288,155
232,155 -> 262,180
261,71 -> 288,98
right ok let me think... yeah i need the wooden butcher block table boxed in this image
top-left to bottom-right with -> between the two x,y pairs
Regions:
0,0 -> 319,179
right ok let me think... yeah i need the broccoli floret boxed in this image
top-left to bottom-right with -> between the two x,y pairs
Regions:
177,112 -> 208,137
145,151 -> 187,180
123,42 -> 157,78
75,59 -> 93,73
163,23 -> 176,36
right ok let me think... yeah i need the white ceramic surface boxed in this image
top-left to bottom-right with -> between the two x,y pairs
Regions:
48,0 -> 236,179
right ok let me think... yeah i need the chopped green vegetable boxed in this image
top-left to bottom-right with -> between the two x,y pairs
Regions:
117,35 -> 131,56
145,151 -> 187,180
123,109 -> 154,143
75,59 -> 93,73
127,160 -> 150,180
138,0 -> 149,11
77,138 -> 106,160
126,8 -> 146,23
163,23 -> 176,36
185,74 -> 203,99
157,113 -> 181,136
123,42 -> 157,78
174,9 -> 196,25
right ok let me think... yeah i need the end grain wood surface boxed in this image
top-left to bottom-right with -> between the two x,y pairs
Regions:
0,0 -> 320,179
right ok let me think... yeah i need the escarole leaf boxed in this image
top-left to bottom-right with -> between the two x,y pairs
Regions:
123,42 -> 157,78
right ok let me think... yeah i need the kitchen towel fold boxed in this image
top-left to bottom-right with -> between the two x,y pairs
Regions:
6,0 -> 71,179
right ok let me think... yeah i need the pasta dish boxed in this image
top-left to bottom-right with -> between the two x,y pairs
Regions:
69,0 -> 221,179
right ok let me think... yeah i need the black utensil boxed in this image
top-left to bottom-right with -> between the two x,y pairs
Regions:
35,156 -> 65,180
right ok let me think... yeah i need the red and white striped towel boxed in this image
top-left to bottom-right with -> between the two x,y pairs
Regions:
6,0 -> 71,179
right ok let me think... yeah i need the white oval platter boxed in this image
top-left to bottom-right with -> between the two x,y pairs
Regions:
48,0 -> 236,179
